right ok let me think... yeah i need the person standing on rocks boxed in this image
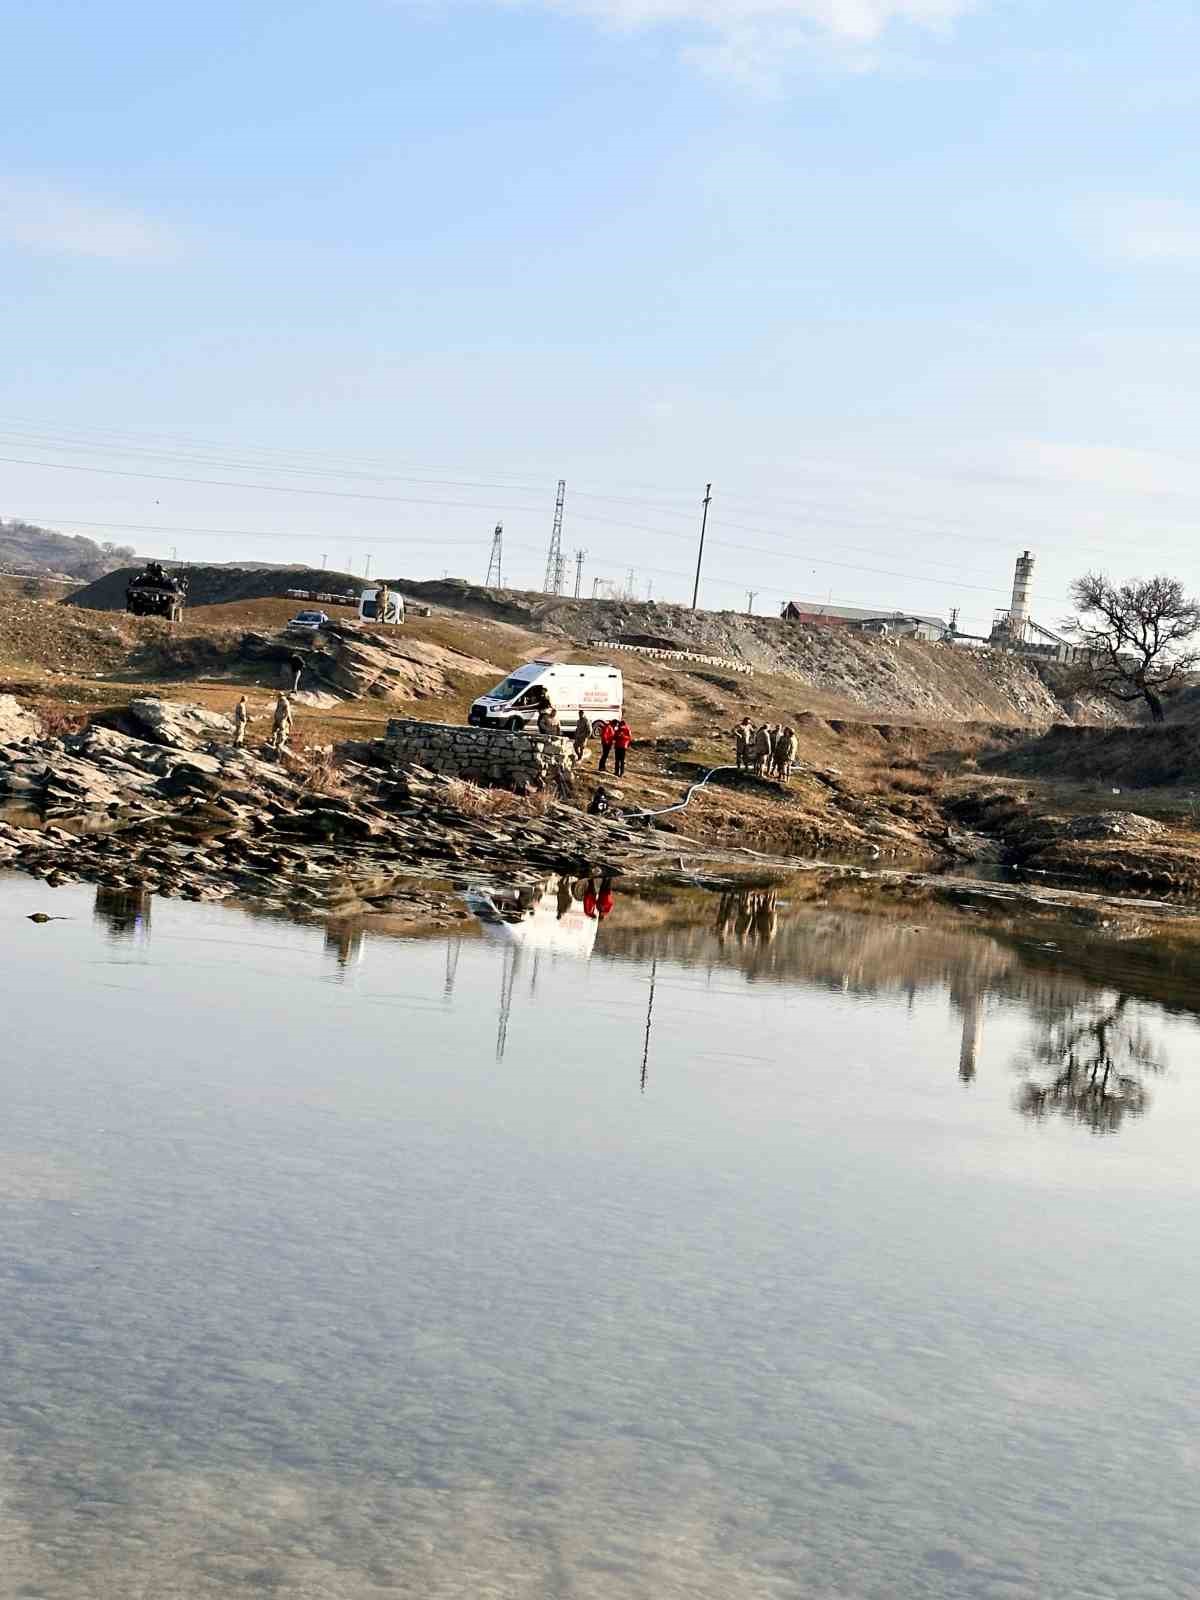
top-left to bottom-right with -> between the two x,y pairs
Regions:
776,726 -> 798,781
288,652 -> 305,693
753,723 -> 773,776
597,719 -> 615,772
573,711 -> 592,763
537,704 -> 560,736
271,692 -> 294,752
734,717 -> 754,769
613,717 -> 632,778
233,694 -> 249,748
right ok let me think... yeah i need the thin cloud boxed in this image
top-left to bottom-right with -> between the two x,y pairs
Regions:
0,179 -> 173,261
1101,198 -> 1200,265
488,0 -> 974,81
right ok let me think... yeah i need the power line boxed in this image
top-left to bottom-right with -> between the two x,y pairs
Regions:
11,504 -> 1081,608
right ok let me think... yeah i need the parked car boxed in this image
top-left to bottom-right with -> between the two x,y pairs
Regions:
287,609 -> 329,634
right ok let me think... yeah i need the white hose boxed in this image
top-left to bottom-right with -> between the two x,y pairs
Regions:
622,764 -> 741,821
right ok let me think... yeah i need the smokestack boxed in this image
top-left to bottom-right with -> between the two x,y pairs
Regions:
1010,549 -> 1034,633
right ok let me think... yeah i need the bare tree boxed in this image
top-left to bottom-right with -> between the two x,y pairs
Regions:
1063,572 -> 1200,722
1013,996 -> 1162,1134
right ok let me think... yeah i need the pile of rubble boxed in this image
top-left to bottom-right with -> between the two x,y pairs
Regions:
0,697 -> 678,916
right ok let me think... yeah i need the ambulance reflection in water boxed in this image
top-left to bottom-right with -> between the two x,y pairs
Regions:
463,873 -> 615,1060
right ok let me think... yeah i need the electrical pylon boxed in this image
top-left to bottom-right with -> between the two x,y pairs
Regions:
543,479 -> 566,594
485,522 -> 503,588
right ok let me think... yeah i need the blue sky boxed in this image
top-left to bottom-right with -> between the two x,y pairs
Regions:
3,0 -> 1200,631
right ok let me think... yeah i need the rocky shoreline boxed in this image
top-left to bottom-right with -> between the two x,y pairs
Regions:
3,694 -> 1199,935
0,695 -> 708,921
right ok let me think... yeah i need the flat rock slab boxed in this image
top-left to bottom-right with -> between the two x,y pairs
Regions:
0,695 -> 41,743
128,696 -> 233,750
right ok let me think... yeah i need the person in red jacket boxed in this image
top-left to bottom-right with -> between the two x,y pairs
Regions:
612,718 -> 632,777
597,719 -> 615,772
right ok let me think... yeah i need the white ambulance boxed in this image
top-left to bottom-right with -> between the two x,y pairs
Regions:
469,660 -> 623,734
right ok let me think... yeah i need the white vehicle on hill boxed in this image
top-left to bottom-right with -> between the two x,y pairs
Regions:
469,660 -> 623,734
359,587 -> 405,624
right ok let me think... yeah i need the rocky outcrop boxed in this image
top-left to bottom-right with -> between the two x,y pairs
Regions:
322,628 -> 500,702
0,694 -> 41,742
0,698 -> 680,915
127,696 -> 233,749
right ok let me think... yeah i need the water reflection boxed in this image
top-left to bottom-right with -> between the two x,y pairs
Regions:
598,884 -> 1177,1135
5,869 -> 1200,1598
715,887 -> 778,946
1014,996 -> 1163,1133
92,886 -> 152,943
463,875 -> 611,1059
324,920 -> 366,970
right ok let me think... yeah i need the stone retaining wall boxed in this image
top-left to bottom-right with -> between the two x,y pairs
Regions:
385,719 -> 574,790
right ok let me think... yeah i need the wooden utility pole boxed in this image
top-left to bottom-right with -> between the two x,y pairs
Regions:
691,483 -> 712,611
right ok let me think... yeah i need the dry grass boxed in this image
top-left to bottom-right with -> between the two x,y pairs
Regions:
281,733 -> 352,797
440,777 -> 553,819
885,767 -> 947,797
31,702 -> 88,739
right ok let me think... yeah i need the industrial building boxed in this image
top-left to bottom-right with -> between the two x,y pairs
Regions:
982,551 -> 1086,663
780,601 -> 949,642
781,552 -> 1085,662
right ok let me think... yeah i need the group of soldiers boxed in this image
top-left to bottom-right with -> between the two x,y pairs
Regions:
734,717 -> 798,780
232,692 -> 294,753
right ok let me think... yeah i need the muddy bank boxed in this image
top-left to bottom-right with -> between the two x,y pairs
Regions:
946,785 -> 1200,896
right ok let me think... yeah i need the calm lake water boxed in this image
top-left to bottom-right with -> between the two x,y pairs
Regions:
2,870 -> 1200,1599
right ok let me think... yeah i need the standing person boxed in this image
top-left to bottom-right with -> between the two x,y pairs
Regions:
376,583 -> 390,623
753,723 -> 773,777
613,716 -> 632,778
776,726 -> 798,781
573,711 -> 592,763
271,692 -> 293,752
770,724 -> 786,778
537,704 -> 560,736
597,719 -> 615,772
288,652 -> 304,693
233,694 -> 249,748
734,716 -> 754,769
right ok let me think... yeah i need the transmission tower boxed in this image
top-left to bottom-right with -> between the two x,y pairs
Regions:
573,549 -> 586,598
543,478 -> 566,594
485,522 -> 504,588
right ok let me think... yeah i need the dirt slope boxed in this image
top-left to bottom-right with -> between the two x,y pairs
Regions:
987,723 -> 1200,788
399,582 -> 1078,726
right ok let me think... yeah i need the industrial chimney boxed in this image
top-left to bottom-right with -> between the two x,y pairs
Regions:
1009,550 -> 1034,636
